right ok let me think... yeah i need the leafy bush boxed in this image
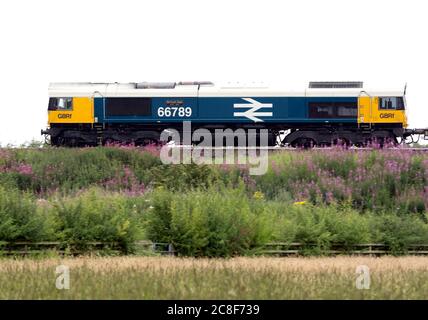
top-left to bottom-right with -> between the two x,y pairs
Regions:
52,188 -> 143,253
145,186 -> 273,257
370,213 -> 428,253
273,204 -> 428,254
272,204 -> 371,254
149,163 -> 220,191
0,183 -> 427,256
0,186 -> 53,241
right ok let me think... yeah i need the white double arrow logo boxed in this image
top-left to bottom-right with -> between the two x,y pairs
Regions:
233,98 -> 273,122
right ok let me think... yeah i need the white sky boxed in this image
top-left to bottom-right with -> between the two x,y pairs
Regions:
0,0 -> 427,145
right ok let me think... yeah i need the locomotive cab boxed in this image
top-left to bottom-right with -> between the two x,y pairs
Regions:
358,95 -> 407,128
47,97 -> 94,125
377,96 -> 407,127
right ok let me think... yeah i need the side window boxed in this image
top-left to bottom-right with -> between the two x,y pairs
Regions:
396,97 -> 405,110
379,97 -> 405,110
58,97 -> 73,110
48,97 -> 73,111
105,98 -> 152,117
336,102 -> 358,117
309,101 -> 357,118
48,98 -> 57,110
309,102 -> 334,118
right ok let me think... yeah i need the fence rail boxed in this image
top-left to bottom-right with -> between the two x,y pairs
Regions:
261,243 -> 428,255
1,241 -> 428,256
0,240 -> 175,256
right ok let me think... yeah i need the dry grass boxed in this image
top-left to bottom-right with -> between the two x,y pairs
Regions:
2,256 -> 428,272
1,256 -> 427,299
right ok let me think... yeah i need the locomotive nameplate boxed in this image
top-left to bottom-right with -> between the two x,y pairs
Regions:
379,113 -> 395,119
58,114 -> 72,119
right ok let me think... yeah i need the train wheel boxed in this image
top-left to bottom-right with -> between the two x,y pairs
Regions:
269,133 -> 280,147
332,138 -> 350,148
103,138 -> 120,146
291,138 -> 316,149
63,137 -> 80,147
50,136 -> 60,147
136,138 -> 160,146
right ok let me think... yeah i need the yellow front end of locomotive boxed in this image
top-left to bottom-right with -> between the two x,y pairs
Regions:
358,96 -> 407,128
48,97 -> 94,125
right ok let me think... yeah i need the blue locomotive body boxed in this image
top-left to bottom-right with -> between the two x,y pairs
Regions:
94,96 -> 358,124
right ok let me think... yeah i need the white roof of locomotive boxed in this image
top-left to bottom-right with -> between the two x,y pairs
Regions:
48,82 -> 200,98
48,82 -> 405,98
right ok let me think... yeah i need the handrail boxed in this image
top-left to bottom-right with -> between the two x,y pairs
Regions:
358,90 -> 372,129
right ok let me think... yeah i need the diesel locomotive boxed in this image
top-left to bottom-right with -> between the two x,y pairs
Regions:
42,81 -> 426,147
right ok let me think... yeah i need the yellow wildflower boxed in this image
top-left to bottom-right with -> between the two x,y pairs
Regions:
253,191 -> 265,200
293,201 -> 307,205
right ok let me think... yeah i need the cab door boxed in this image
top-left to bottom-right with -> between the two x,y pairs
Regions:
357,95 -> 373,126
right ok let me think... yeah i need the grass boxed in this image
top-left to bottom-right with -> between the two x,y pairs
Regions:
0,256 -> 428,299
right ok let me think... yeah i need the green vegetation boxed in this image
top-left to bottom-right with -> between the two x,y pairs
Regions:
0,187 -> 144,253
145,187 -> 272,256
0,146 -> 428,256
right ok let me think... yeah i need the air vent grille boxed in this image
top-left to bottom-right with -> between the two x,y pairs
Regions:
136,81 -> 214,89
178,81 -> 214,86
309,81 -> 363,89
136,82 -> 176,89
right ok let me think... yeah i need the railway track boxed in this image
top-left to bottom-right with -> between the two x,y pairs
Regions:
164,145 -> 428,152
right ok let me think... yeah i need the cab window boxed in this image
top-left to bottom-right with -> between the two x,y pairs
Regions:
379,97 -> 405,110
48,97 -> 73,111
